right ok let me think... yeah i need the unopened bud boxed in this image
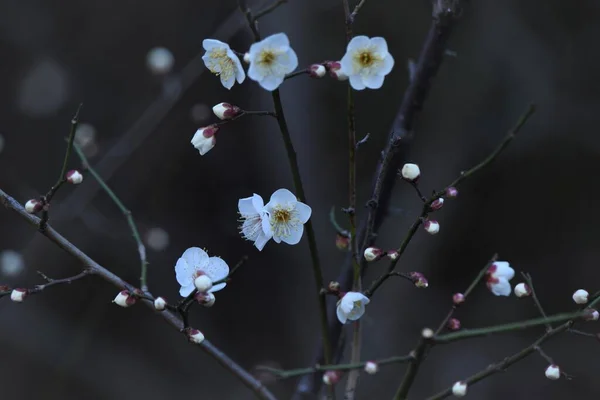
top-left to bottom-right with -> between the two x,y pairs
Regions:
25,199 -> 43,214
195,292 -> 216,307
387,250 -> 399,261
66,170 -> 83,184
453,293 -> 465,305
191,125 -> 219,156
194,275 -> 213,293
452,381 -> 467,397
400,163 -> 420,181
583,308 -> 599,321
410,272 -> 429,288
113,290 -> 136,307
328,281 -> 341,292
188,328 -> 205,344
327,61 -> 348,81
322,370 -> 342,386
423,220 -> 440,235
10,288 -> 27,302
243,52 -> 251,64
364,361 -> 379,375
363,247 -> 383,262
446,187 -> 458,198
545,364 -> 560,380
212,102 -> 241,120
421,327 -> 434,339
572,289 -> 589,304
335,234 -> 350,250
309,64 -> 326,78
447,318 -> 461,331
513,283 -> 531,298
430,198 -> 444,211
154,296 -> 167,311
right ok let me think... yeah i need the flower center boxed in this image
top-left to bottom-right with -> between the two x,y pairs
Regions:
270,205 -> 298,238
258,50 -> 276,66
207,48 -> 235,81
359,51 -> 373,66
272,208 -> 291,224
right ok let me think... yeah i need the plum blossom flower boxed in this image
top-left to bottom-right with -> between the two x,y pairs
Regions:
486,261 -> 514,296
340,36 -> 394,90
264,189 -> 311,245
336,291 -> 370,324
238,194 -> 272,251
202,39 -> 246,89
247,33 -> 298,91
191,125 -> 219,155
175,247 -> 229,297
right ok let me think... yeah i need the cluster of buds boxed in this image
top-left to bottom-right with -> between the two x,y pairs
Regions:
212,103 -> 241,120
409,272 -> 429,288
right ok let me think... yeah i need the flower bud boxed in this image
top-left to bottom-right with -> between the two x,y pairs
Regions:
154,296 -> 167,311
364,361 -> 378,375
421,328 -> 434,339
447,318 -> 461,331
513,283 -> 531,298
309,64 -> 326,78
327,61 -> 348,81
194,275 -> 213,293
387,250 -> 399,261
583,308 -> 599,321
363,247 -> 383,262
572,289 -> 589,304
453,293 -> 465,305
212,102 -> 241,120
545,364 -> 560,380
410,272 -> 429,288
328,281 -> 341,293
335,234 -> 350,250
113,290 -> 136,307
188,328 -> 205,344
430,198 -> 444,211
243,52 -> 251,64
66,170 -> 83,184
25,199 -> 43,214
195,292 -> 216,307
400,163 -> 420,181
452,381 -> 467,397
322,370 -> 342,386
10,288 -> 27,302
423,220 -> 440,235
446,187 -> 458,198
191,125 -> 219,155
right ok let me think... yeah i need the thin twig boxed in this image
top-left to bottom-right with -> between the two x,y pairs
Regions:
0,187 -> 276,400
521,272 -> 551,331
330,207 -> 350,237
253,0 -> 288,19
73,144 -> 150,292
214,110 -> 276,127
284,69 -> 310,80
393,336 -> 429,400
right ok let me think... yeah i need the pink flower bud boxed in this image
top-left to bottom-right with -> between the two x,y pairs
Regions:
446,187 -> 458,198
583,308 -> 599,321
10,288 -> 27,302
400,163 -> 420,181
25,199 -> 43,214
322,370 -> 342,386
66,170 -> 83,184
447,318 -> 461,331
113,290 -> 136,307
453,293 -> 465,305
154,296 -> 167,311
513,283 -> 531,298
309,64 -> 326,78
212,103 -> 241,120
328,281 -> 341,293
430,198 -> 444,211
363,247 -> 383,262
188,328 -> 205,344
423,220 -> 440,235
409,272 -> 429,288
335,234 -> 350,250
191,125 -> 219,155
195,292 -> 216,307
327,61 -> 348,81
387,250 -> 399,261
364,361 -> 378,375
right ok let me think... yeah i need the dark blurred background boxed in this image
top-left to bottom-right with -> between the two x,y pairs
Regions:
1,0 -> 600,399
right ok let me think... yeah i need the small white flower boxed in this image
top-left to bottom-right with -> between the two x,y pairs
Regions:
340,36 -> 394,90
113,290 -> 136,307
154,296 -> 167,311
247,33 -> 298,91
194,275 -> 213,293
175,247 -> 229,297
545,364 -> 560,380
572,289 -> 589,304
10,288 -> 27,302
25,199 -> 42,214
364,361 -> 378,375
202,39 -> 245,90
66,170 -> 83,184
146,47 -> 175,75
401,163 -> 420,181
212,102 -> 241,120
264,189 -> 312,245
486,261 -> 515,297
451,381 -> 467,397
188,328 -> 205,344
424,220 -> 440,235
238,193 -> 273,251
336,291 -> 370,324
191,125 -> 219,155
514,283 -> 531,298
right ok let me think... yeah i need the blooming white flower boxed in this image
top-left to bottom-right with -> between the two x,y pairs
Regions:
175,247 -> 229,297
572,289 -> 589,304
191,125 -> 219,155
264,189 -> 312,245
514,282 -> 531,298
364,361 -> 378,375
336,291 -> 370,324
238,194 -> 273,251
401,163 -> 420,181
247,33 -> 298,91
545,364 -> 560,380
340,36 -> 394,90
452,381 -> 467,397
202,39 -> 245,89
486,261 -> 515,296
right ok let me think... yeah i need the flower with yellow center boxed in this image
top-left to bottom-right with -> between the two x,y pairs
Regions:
238,193 -> 273,251
201,39 -> 246,90
264,188 -> 311,245
340,36 -> 394,90
175,247 -> 230,297
336,291 -> 370,324
247,33 -> 298,91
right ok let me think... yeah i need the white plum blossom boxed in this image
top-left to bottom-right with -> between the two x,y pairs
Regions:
202,39 -> 246,89
247,33 -> 298,91
401,163 -> 420,181
238,194 -> 273,251
486,261 -> 515,296
191,125 -> 219,155
264,189 -> 311,245
175,247 -> 229,297
336,291 -> 370,324
340,36 -> 394,90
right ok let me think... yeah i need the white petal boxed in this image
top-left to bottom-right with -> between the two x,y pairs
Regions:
358,294 -> 370,305
252,193 -> 265,212
259,75 -> 284,91
248,62 -> 266,82
254,232 -> 271,251
268,188 -> 297,206
348,304 -> 365,321
181,247 -> 209,270
363,74 -> 385,89
493,262 -> 514,280
272,235 -> 282,244
210,282 -> 226,292
227,48 -> 246,84
340,53 -> 355,76
262,32 -> 290,49
295,202 -> 312,223
491,278 -> 512,296
379,53 -> 395,75
369,37 -> 389,54
238,196 -> 258,215
279,49 -> 298,73
281,225 -> 303,245
261,213 -> 273,236
340,295 -> 355,313
336,305 -> 348,324
203,39 -> 227,51
179,285 -> 195,297
175,257 -> 193,286
221,73 -> 235,90
344,291 -> 365,302
349,75 -> 366,90
205,257 -> 230,282
347,35 -> 370,52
